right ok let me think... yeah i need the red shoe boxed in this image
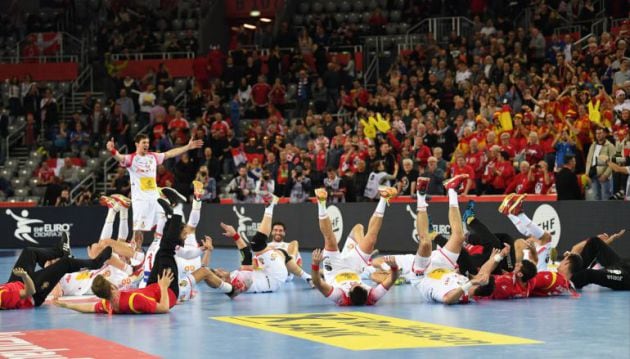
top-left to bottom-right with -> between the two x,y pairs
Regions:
111,194 -> 131,208
227,273 -> 253,299
416,177 -> 430,195
443,174 -> 469,192
498,193 -> 517,215
508,194 -> 527,216
99,196 -> 120,211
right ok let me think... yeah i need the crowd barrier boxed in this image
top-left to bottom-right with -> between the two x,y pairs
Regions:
2,201 -> 628,256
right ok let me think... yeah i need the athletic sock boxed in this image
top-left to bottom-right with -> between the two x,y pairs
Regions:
318,201 -> 327,218
508,214 -> 530,237
188,200 -> 201,227
518,213 -> 545,239
448,188 -> 459,208
374,197 -> 387,217
217,281 -> 233,293
264,201 -> 275,217
300,271 -> 311,281
155,207 -> 167,239
417,192 -> 428,211
100,208 -> 116,240
117,207 -> 129,241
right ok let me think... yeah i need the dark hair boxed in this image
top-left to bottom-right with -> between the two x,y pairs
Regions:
91,275 -> 113,299
564,154 -> 576,163
500,151 -> 510,160
134,134 -> 149,143
349,286 -> 368,305
272,221 -> 286,230
472,276 -> 495,297
520,260 -> 538,281
565,253 -> 584,274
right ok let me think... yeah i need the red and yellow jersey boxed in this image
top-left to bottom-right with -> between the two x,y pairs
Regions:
529,271 -> 576,297
487,273 -> 530,300
94,283 -> 176,314
0,281 -> 34,310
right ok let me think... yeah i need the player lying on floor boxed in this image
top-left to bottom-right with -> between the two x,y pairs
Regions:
54,198 -> 249,314
310,186 -> 400,306
1,235 -> 111,310
211,195 -> 313,293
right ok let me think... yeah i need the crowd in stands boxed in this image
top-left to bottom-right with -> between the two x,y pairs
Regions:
2,1 -> 630,206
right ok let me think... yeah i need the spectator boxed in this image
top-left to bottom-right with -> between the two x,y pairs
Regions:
0,105 -> 8,164
556,155 -> 583,200
69,122 -> 91,155
156,164 -> 175,188
251,75 -> 271,119
195,165 -> 217,203
286,165 -> 311,203
506,161 -> 532,194
138,84 -> 156,127
254,169 -> 275,204
107,103 -> 130,148
75,186 -> 94,206
55,188 -> 71,207
364,160 -> 397,201
450,153 -> 475,195
422,156 -> 445,195
43,176 -> 63,206
323,168 -> 346,203
116,88 -> 135,119
37,161 -> 55,186
226,165 -> 255,203
396,158 -> 419,196
59,158 -> 79,187
586,127 -> 617,200
110,167 -> 130,196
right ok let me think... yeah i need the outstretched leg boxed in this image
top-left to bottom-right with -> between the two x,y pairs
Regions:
147,203 -> 182,297
359,187 -> 397,254
8,240 -> 66,282
249,195 -> 278,253
414,178 -> 432,272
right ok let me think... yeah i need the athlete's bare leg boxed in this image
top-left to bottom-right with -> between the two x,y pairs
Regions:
359,186 -> 397,254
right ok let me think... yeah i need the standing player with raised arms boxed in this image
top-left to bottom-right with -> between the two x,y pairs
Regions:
106,134 -> 203,252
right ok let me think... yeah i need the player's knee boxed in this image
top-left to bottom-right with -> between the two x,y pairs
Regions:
240,247 -> 253,266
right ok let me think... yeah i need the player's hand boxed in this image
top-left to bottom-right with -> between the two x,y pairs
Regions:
500,243 -> 511,257
157,268 -> 174,289
220,222 -> 237,237
12,267 -> 28,278
610,229 -> 626,241
187,138 -> 204,150
106,138 -> 116,152
525,238 -> 537,249
311,248 -> 323,266
202,235 -> 214,251
383,256 -> 398,271
597,233 -> 610,241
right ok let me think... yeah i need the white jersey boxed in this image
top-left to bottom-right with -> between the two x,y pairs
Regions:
364,171 -> 390,199
326,270 -> 386,306
267,241 -> 301,281
230,249 -> 289,293
535,243 -> 553,271
60,263 -> 138,296
176,256 -> 202,278
414,268 -> 470,303
120,152 -> 165,201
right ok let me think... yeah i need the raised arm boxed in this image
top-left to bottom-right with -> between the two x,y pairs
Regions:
155,269 -> 174,314
12,268 -> 36,298
106,138 -> 126,163
163,138 -> 204,160
311,249 -> 334,297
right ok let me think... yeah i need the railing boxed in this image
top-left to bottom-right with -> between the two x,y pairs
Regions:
406,17 -> 473,44
611,18 -> 627,28
70,173 -> 95,204
554,25 -> 583,35
0,55 -> 79,64
109,52 -> 196,61
72,64 -> 93,93
591,18 -> 608,36
4,120 -> 26,162
363,56 -> 378,88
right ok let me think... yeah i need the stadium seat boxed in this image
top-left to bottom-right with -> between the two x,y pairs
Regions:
348,13 -> 359,24
15,188 -> 30,197
340,1 -> 352,12
172,19 -> 183,31
390,10 -> 401,23
312,2 -> 323,13
299,2 -> 310,14
325,1 -> 337,13
353,0 -> 365,12
185,19 -> 196,30
294,14 -> 304,26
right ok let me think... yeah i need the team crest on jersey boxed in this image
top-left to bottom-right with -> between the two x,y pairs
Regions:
179,279 -> 188,287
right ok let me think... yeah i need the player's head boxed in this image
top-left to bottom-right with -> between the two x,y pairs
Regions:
558,252 -> 583,276
515,260 -> 538,282
349,284 -> 368,306
471,276 -> 496,297
271,222 -> 286,242
91,275 -> 115,299
134,134 -> 150,155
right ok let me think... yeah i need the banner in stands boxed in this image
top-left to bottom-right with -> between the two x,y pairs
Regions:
114,58 -> 195,78
0,62 -> 78,81
1,202 -> 629,256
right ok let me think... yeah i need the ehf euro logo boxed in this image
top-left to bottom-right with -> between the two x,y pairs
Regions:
5,209 -> 73,244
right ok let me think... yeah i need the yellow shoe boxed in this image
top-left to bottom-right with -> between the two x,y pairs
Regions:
99,196 -> 120,211
508,194 -> 527,216
498,193 -> 516,215
192,180 -> 205,201
314,188 -> 328,203
378,186 -> 398,205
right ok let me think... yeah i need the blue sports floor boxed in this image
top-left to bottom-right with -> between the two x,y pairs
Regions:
1,247 -> 629,359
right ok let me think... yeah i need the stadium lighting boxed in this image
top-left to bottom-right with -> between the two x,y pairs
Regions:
243,23 -> 256,30
250,9 -> 261,17
260,17 -> 272,23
